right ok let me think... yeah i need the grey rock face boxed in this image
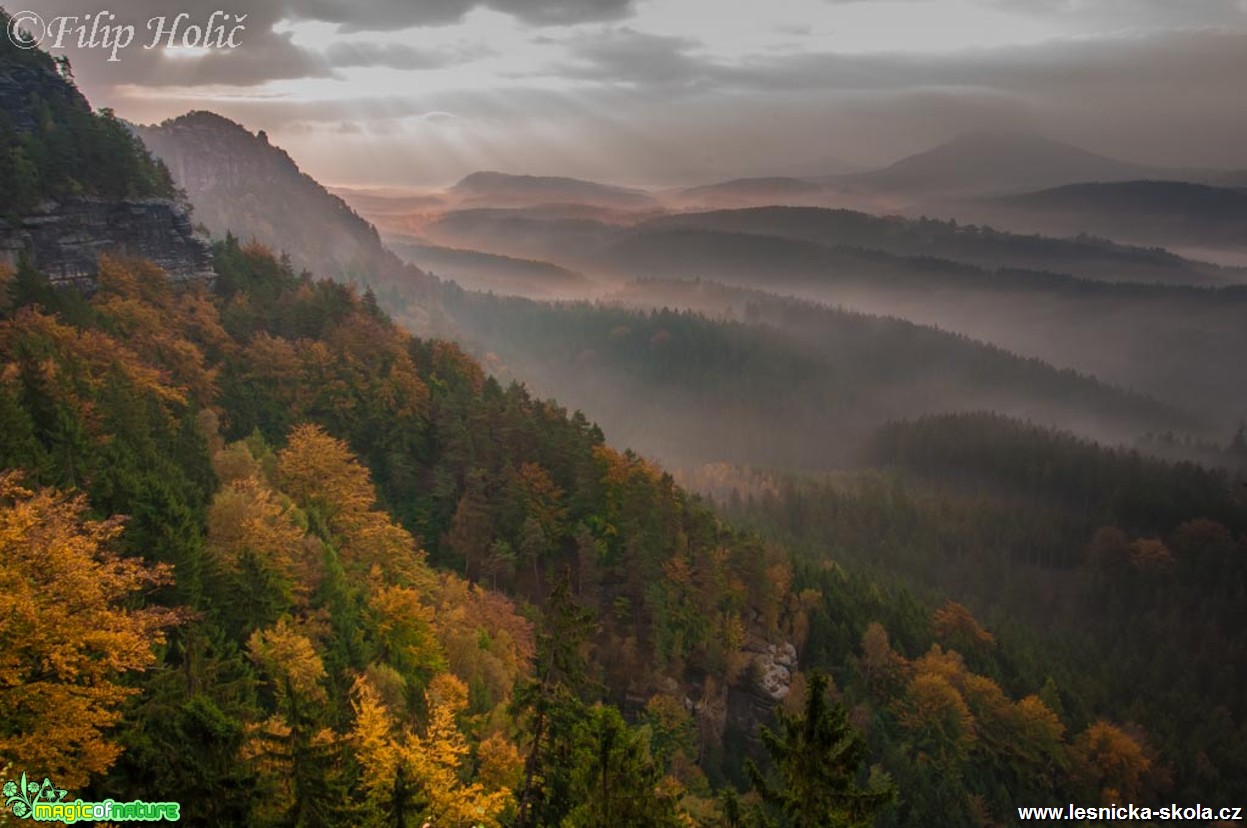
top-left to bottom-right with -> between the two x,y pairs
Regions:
0,198 -> 214,288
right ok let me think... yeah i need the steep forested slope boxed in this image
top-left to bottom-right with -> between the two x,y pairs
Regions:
704,414 -> 1247,810
7,245 -> 1228,825
0,32 -> 175,216
135,112 -> 433,301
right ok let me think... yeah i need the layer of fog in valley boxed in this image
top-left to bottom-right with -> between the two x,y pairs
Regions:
333,147 -> 1247,475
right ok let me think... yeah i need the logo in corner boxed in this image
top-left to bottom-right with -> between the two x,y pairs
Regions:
3,772 -> 67,819
2,770 -> 180,822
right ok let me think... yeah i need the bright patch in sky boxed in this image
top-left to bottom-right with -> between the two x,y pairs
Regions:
75,0 -> 1247,184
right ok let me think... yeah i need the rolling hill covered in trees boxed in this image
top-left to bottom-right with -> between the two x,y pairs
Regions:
437,282 -> 1185,469
425,207 -> 1247,437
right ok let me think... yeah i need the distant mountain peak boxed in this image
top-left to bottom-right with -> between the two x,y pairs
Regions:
848,128 -> 1152,196
156,109 -> 250,130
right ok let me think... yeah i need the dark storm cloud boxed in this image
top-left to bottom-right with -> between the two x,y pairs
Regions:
21,0 -> 634,93
556,27 -> 708,87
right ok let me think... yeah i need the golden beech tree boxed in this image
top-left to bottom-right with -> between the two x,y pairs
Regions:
931,601 -> 995,649
243,619 -> 341,825
431,574 -> 535,711
366,577 -> 446,680
860,622 -> 911,701
1074,720 -> 1154,803
277,423 -> 428,583
0,308 -> 188,432
350,675 -> 402,823
91,256 -> 220,406
247,618 -> 328,706
207,476 -> 308,581
406,673 -> 512,827
898,672 -> 977,774
277,424 -> 375,529
0,473 -> 176,787
350,672 -> 514,828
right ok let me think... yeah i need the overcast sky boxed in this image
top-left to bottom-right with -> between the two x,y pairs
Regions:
21,0 -> 1247,185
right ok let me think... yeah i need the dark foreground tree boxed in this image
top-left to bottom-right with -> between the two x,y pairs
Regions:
747,672 -> 895,828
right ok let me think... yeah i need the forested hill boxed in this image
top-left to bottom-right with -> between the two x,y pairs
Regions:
709,413 -> 1247,811
643,205 -> 1242,286
0,28 -> 176,214
0,241 -> 798,825
438,283 -> 1186,470
9,237 -> 1232,825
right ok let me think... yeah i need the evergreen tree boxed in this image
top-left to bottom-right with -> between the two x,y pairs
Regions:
747,673 -> 895,828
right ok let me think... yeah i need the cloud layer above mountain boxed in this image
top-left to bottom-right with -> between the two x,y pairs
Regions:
22,0 -> 1247,184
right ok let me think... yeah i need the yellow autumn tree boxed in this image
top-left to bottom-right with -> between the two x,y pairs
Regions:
349,675 -> 403,827
277,424 -> 427,584
247,618 -> 328,705
1074,720 -> 1153,803
860,622 -> 911,700
931,601 -> 995,650
277,424 -> 374,529
243,619 -> 339,825
349,672 -> 515,828
207,476 -> 308,581
406,673 -> 513,827
902,668 -> 977,773
431,573 -> 535,712
366,576 -> 446,680
91,256 -> 219,405
0,473 -> 176,787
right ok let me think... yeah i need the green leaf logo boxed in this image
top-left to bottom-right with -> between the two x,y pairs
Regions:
3,771 -> 66,820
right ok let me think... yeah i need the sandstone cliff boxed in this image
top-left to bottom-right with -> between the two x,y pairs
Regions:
2,12 -> 211,288
0,198 -> 214,287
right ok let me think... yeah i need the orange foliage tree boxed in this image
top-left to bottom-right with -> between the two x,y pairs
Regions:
0,474 -> 176,786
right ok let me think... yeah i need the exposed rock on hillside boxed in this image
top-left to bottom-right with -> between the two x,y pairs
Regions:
0,198 -> 213,287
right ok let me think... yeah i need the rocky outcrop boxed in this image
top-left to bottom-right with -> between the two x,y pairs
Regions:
751,641 -> 798,702
0,198 -> 214,288
714,637 -> 797,745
